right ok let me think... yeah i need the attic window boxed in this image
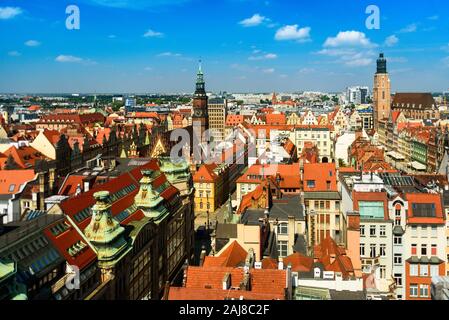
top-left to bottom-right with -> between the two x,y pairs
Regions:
9,184 -> 16,192
307,180 -> 315,188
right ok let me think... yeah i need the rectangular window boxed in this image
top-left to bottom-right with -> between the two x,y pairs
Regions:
411,226 -> 418,237
360,225 -> 365,237
394,274 -> 403,286
430,265 -> 439,277
419,285 -> 429,298
360,244 -> 365,257
431,244 -> 437,256
411,244 -> 417,255
379,244 -> 386,257
278,240 -> 288,258
410,264 -> 418,276
370,225 -> 376,237
431,226 -> 437,238
380,225 -> 386,236
420,264 -> 429,277
421,244 -> 427,256
409,284 -> 418,298
370,244 -> 376,258
394,236 -> 402,245
380,265 -> 386,279
307,180 -> 316,188
394,254 -> 402,265
421,226 -> 428,238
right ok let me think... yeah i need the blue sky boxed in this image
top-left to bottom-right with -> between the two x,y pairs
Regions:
0,0 -> 448,93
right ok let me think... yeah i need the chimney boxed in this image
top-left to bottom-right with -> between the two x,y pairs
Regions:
222,272 -> 231,290
278,259 -> 284,270
239,272 -> 251,291
199,248 -> 207,266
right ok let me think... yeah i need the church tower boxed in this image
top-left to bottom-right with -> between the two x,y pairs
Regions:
192,61 -> 209,145
373,53 -> 391,130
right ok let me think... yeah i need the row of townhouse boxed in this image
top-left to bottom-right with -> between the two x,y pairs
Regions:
340,171 -> 447,300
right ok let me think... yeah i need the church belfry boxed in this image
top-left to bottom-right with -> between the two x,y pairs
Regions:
373,53 -> 391,130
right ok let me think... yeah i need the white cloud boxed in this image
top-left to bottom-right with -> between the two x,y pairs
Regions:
8,51 -> 21,57
398,23 -> 417,33
317,48 -> 375,68
239,14 -> 267,27
275,25 -> 311,42
0,7 -> 22,20
157,52 -> 181,57
298,68 -> 315,74
384,35 -> 398,47
323,31 -> 374,48
143,29 -> 164,38
262,68 -> 275,74
25,40 -> 41,47
249,53 -> 277,60
55,55 -> 96,65
345,58 -> 372,67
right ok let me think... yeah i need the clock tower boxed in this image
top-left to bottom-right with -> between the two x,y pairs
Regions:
192,61 -> 209,144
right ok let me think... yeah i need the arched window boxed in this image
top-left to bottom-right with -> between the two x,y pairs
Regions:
277,222 -> 288,235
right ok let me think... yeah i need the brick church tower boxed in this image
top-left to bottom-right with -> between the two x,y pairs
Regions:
373,53 -> 391,130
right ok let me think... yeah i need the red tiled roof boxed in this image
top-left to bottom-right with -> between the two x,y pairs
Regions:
178,266 -> 287,300
44,219 -> 96,270
303,163 -> 337,192
405,193 -> 445,225
282,253 -> 314,272
313,237 -> 354,279
203,241 -> 248,268
193,163 -> 219,183
0,170 -> 36,194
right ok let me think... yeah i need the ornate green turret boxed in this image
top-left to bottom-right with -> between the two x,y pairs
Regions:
84,191 -> 129,266
134,169 -> 169,222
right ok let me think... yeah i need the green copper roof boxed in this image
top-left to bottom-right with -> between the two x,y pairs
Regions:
135,169 -> 170,222
84,191 -> 129,263
0,260 -> 15,283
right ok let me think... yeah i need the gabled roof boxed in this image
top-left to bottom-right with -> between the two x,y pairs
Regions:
282,253 -> 314,272
203,241 -> 248,268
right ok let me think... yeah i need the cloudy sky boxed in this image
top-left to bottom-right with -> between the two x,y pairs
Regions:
0,0 -> 448,93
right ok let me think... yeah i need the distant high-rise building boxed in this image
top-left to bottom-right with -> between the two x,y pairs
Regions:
373,53 -> 391,130
208,98 -> 227,143
346,86 -> 370,105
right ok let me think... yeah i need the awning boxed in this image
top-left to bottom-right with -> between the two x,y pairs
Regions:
387,151 -> 405,160
410,161 -> 426,171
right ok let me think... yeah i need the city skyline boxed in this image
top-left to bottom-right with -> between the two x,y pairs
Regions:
1,0 -> 449,93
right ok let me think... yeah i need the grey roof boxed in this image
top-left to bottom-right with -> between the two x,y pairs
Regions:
215,223 -> 237,239
241,195 -> 304,224
407,256 -> 444,264
270,195 -> 305,220
329,290 -> 367,300
393,225 -> 405,236
303,191 -> 341,200
293,234 -> 307,255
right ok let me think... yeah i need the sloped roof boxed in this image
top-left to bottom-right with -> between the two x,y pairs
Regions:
203,241 -> 248,268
